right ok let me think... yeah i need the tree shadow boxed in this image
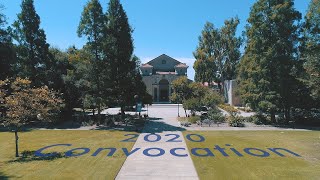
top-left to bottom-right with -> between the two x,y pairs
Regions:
271,124 -> 320,131
0,172 -> 14,180
147,117 -> 163,121
7,150 -> 68,163
142,118 -> 187,133
94,116 -> 149,132
0,126 -> 34,132
94,124 -> 144,132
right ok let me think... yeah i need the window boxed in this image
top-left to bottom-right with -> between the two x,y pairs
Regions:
162,60 -> 166,64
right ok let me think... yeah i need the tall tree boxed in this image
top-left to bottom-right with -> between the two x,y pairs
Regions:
220,18 -> 242,80
78,0 -> 106,119
63,46 -> 92,116
193,18 -> 241,88
49,47 -> 69,91
237,0 -> 301,122
193,23 -> 217,85
104,0 -> 136,118
0,4 -> 15,80
12,0 -> 52,87
302,0 -> 320,101
128,56 -> 152,106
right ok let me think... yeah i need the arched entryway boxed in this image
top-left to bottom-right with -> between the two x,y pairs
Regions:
159,79 -> 169,102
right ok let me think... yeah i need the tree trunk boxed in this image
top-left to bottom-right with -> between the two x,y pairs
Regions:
92,108 -> 95,120
284,107 -> 290,123
270,110 -> 276,123
96,70 -> 101,124
121,105 -> 125,120
15,130 -> 19,157
97,103 -> 101,124
82,108 -> 86,117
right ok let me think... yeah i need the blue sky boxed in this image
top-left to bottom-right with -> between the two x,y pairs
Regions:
1,0 -> 310,80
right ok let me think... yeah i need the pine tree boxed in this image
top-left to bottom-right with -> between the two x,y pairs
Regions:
12,0 -> 52,87
104,0 -> 136,118
78,0 -> 106,120
237,0 -> 301,121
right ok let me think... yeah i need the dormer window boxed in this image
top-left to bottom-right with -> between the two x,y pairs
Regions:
162,60 -> 166,64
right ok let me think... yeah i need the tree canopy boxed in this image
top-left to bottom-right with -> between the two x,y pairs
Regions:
193,17 -> 241,86
302,0 -> 320,100
12,0 -> 53,87
237,0 -> 302,121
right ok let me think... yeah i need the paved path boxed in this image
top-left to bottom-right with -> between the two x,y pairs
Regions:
116,104 -> 199,180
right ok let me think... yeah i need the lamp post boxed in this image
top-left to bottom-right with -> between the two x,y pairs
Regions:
134,95 -> 139,116
178,103 -> 180,117
147,104 -> 149,117
177,91 -> 180,117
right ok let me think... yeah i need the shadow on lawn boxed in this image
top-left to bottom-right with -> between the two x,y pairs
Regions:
0,126 -> 34,132
95,116 -> 187,133
94,117 -> 164,132
94,125 -> 144,132
0,172 -> 14,179
273,124 -> 320,131
8,150 -> 68,163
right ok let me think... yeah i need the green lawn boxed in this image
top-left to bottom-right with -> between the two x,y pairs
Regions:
0,130 -> 136,179
183,131 -> 320,180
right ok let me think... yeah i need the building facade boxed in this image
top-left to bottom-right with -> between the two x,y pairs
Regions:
141,54 -> 189,103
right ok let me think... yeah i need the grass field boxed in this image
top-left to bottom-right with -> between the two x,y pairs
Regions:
183,131 -> 320,180
1,130 -> 320,179
0,130 -> 136,179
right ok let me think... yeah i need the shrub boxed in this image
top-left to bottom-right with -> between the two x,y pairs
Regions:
251,113 -> 270,125
178,116 -> 200,124
228,116 -> 245,127
202,91 -> 224,108
201,119 -> 214,126
291,108 -> 320,126
188,116 -> 201,123
219,104 -> 239,116
183,98 -> 202,114
242,116 -> 253,122
208,107 -> 225,125
81,119 -> 95,126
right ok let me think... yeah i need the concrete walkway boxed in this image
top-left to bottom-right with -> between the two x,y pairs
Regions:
116,104 -> 199,180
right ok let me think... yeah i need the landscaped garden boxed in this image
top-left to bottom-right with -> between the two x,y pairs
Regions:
183,131 -> 320,179
1,130 -> 319,179
0,0 -> 320,179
